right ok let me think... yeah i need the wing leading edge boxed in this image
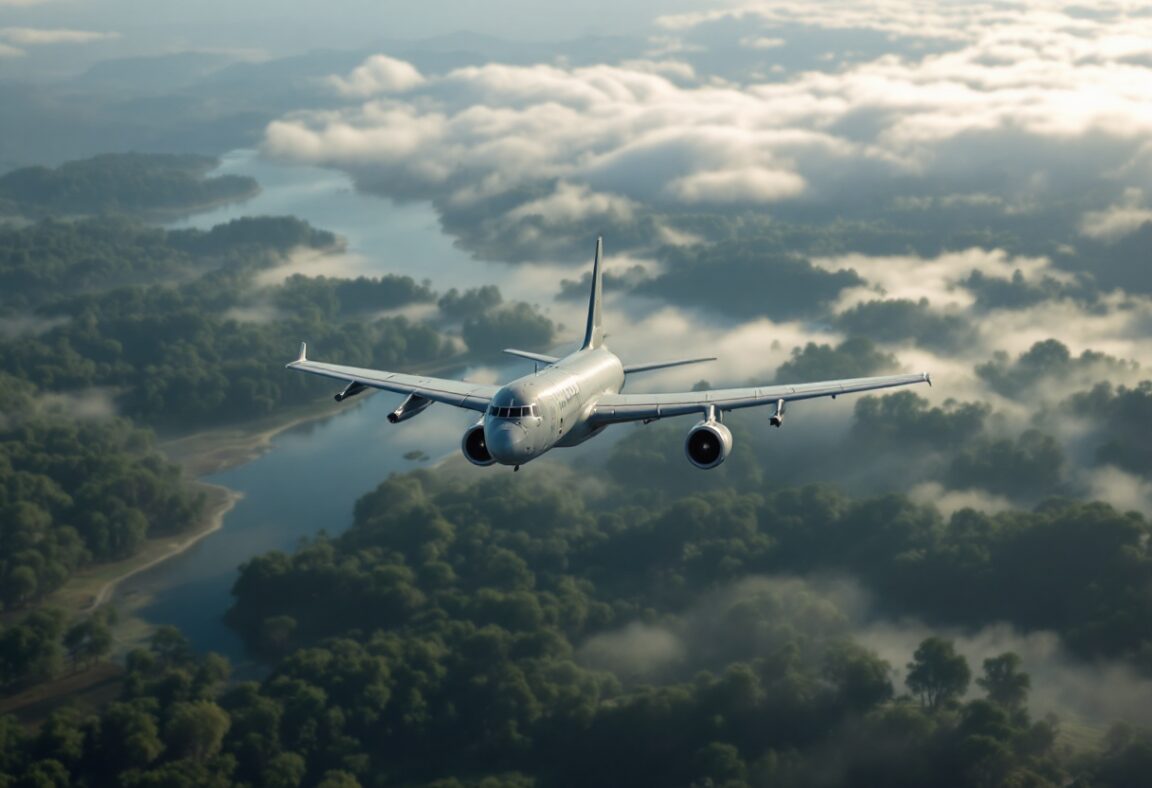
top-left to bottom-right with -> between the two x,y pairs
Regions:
286,343 -> 498,412
590,372 -> 931,424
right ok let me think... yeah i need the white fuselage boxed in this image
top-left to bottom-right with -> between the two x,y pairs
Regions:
483,347 -> 624,465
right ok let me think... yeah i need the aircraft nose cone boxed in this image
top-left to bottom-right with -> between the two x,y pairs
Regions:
486,421 -> 531,464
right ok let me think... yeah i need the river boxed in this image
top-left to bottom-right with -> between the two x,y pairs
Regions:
116,150 -> 524,662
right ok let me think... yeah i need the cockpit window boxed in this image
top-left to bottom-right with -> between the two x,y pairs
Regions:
489,404 -> 538,419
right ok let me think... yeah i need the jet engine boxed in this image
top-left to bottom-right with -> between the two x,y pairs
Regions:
461,421 -> 496,466
388,394 -> 433,424
685,419 -> 733,469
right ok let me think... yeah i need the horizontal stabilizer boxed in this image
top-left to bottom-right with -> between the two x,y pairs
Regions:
623,356 -> 717,374
503,348 -> 560,365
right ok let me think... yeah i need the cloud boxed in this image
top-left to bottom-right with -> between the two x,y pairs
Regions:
906,482 -> 1015,517
856,617 -> 1152,727
665,166 -> 806,203
0,42 -> 24,58
42,389 -> 118,420
1080,188 -> 1152,240
261,1 -> 1152,262
328,55 -> 425,97
0,314 -> 68,337
579,572 -> 1152,726
813,248 -> 1067,311
578,622 -> 686,677
0,27 -> 119,46
506,182 -> 639,226
1084,465 -> 1152,515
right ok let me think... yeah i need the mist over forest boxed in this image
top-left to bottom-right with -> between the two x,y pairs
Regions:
2,1 -> 1152,786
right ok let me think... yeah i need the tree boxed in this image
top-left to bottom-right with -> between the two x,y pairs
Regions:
823,641 -> 894,712
64,616 -> 113,670
906,637 -> 970,710
977,653 -> 1030,711
263,752 -> 307,788
164,701 -> 231,761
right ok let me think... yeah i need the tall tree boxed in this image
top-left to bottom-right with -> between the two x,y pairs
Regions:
977,652 -> 1031,711
906,637 -> 970,710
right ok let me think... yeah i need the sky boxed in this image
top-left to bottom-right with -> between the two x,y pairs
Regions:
0,0 -> 700,75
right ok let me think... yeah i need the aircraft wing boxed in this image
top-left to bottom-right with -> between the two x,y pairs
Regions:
589,372 -> 931,424
286,343 -> 498,413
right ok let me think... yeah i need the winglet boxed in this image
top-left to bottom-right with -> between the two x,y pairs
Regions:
924,372 -> 932,386
296,342 -> 307,362
580,236 -> 605,350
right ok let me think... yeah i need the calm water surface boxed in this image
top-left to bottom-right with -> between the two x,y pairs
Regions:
119,151 -> 514,659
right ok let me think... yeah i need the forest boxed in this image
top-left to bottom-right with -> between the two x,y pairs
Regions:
0,204 -> 556,665
0,372 -> 204,613
0,150 -> 1149,786
1,456 -> 1151,786
0,154 -> 258,220
0,216 -> 555,430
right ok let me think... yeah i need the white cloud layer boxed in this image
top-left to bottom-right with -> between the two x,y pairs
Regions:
262,1 -> 1152,261
1080,188 -> 1152,240
328,54 -> 425,97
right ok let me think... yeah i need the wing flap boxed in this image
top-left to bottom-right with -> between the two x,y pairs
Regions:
590,372 -> 930,424
287,354 -> 498,413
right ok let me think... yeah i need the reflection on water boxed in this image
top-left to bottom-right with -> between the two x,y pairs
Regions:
121,393 -> 482,659
125,151 -> 521,658
169,149 -> 499,289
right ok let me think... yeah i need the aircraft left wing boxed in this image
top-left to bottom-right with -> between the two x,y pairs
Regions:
286,343 -> 498,413
589,372 -> 931,424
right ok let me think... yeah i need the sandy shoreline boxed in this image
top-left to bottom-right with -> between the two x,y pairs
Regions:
85,484 -> 243,612
60,353 -> 478,620
50,400 -> 345,618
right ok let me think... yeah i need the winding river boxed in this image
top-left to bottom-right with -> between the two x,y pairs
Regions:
116,151 -> 512,661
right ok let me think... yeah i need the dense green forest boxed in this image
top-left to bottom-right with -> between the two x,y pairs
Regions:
0,373 -> 204,612
0,215 -> 336,310
1,161 -> 1147,785
2,462 -> 1150,786
0,154 -> 258,219
0,608 -> 116,692
0,217 -> 555,430
0,208 -> 556,623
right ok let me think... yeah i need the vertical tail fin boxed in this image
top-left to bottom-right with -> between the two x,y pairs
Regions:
581,236 -> 605,350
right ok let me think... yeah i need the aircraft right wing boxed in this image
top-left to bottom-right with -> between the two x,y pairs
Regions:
286,343 -> 498,412
589,372 -> 931,424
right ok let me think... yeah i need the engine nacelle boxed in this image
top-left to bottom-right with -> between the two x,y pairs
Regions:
770,398 -> 785,428
461,422 -> 496,466
334,381 -> 368,402
388,394 -> 433,424
685,419 -> 733,470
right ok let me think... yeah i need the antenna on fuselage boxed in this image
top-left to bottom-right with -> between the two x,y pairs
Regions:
580,236 -> 605,351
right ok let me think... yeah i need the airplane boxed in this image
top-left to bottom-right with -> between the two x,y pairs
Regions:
287,237 -> 931,471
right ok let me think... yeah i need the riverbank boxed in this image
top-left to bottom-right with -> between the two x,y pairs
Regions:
48,349 -> 483,620
45,398 -> 349,618
46,482 -> 242,615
